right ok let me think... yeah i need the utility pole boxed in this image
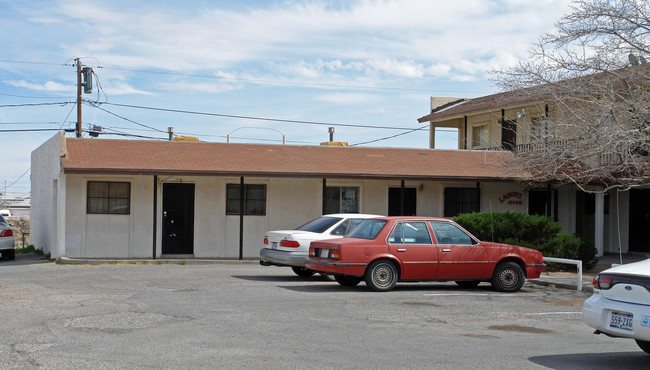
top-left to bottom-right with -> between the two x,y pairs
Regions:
76,58 -> 82,138
75,58 -> 93,138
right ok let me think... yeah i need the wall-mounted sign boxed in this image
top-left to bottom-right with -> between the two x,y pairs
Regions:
499,191 -> 523,205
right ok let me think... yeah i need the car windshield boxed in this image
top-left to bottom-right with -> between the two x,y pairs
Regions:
0,215 -> 5,224
297,216 -> 343,233
347,219 -> 387,239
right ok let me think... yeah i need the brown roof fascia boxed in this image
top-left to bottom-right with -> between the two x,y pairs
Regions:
62,167 -> 515,182
417,64 -> 650,123
60,137 -> 527,181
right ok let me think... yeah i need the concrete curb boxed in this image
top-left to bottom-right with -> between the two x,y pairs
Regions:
528,278 -> 593,293
57,257 -> 260,265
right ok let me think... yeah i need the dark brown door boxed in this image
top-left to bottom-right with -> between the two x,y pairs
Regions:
501,119 -> 517,151
162,183 -> 195,255
388,187 -> 416,216
629,189 -> 650,252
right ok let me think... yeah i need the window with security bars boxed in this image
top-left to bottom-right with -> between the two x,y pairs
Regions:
87,181 -> 130,214
226,184 -> 267,215
444,187 -> 480,217
325,186 -> 359,214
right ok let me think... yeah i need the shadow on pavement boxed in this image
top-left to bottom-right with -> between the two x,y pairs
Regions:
528,351 -> 649,369
0,253 -> 53,266
232,274 -> 334,283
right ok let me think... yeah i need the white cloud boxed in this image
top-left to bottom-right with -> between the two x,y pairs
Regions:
18,0 -> 572,81
101,81 -> 156,96
4,80 -> 71,92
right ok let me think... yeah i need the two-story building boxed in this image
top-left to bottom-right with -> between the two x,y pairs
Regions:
417,68 -> 649,256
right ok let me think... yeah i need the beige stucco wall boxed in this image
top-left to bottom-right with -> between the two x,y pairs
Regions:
30,132 -> 66,257
54,172 -> 532,258
64,174 -> 154,258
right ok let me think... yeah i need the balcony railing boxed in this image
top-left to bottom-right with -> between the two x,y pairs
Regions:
477,138 -> 630,167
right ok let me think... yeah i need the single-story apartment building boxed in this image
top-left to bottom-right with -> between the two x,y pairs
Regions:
30,131 -> 555,259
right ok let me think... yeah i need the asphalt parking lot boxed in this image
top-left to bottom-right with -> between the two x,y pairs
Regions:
1,254 -> 647,369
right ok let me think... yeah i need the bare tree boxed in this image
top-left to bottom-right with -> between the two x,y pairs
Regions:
494,0 -> 650,193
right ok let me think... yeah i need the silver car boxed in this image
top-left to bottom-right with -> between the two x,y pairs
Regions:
0,215 -> 15,260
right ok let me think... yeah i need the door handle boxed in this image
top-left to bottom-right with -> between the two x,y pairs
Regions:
397,248 -> 406,252
441,248 -> 451,252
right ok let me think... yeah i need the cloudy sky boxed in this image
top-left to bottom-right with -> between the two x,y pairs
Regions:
0,0 -> 573,194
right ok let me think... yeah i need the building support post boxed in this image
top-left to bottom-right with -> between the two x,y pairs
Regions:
400,180 -> 405,216
239,176 -> 244,260
595,192 -> 605,257
152,175 -> 157,260
322,178 -> 327,215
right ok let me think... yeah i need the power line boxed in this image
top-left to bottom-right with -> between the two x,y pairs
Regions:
0,58 -> 492,95
351,128 -> 423,146
100,65 -> 462,93
0,59 -> 72,67
0,122 -> 61,125
0,102 -> 74,108
0,93 -> 76,99
0,128 -> 75,133
95,101 -> 427,131
4,167 -> 31,190
87,103 -> 167,133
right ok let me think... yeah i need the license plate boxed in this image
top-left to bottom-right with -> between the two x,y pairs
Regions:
271,242 -> 277,250
319,249 -> 329,258
609,311 -> 633,331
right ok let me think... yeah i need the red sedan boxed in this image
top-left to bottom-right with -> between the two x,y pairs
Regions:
305,216 -> 546,292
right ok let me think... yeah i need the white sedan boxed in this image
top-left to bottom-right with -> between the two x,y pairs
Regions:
259,213 -> 380,277
0,215 -> 15,260
583,258 -> 650,354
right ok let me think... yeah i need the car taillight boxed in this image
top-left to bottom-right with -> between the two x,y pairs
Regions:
330,249 -> 340,260
280,240 -> 300,248
263,237 -> 268,245
0,229 -> 12,237
309,248 -> 316,257
594,275 -> 613,290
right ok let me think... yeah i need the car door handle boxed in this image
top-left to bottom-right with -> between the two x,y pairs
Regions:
441,249 -> 451,252
397,248 -> 407,252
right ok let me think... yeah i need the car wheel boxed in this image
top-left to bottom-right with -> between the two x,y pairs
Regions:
291,266 -> 315,277
455,280 -> 480,288
636,340 -> 650,355
364,260 -> 398,292
335,275 -> 362,287
2,249 -> 15,261
491,261 -> 525,292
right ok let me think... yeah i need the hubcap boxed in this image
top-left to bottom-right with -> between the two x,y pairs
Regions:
500,268 -> 518,288
373,265 -> 393,287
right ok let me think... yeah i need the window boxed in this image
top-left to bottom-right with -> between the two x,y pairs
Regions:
87,181 -> 130,214
325,186 -> 359,214
429,222 -> 476,245
347,219 -> 387,240
472,124 -> 489,148
330,218 -> 366,236
298,216 -> 342,233
530,116 -> 551,142
226,184 -> 267,215
388,222 -> 431,244
444,187 -> 480,217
